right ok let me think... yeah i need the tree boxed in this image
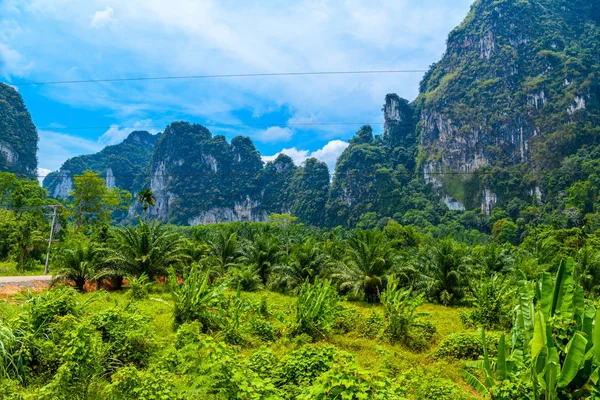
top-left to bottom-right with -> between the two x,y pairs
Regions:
69,170 -> 131,233
329,230 -> 396,302
239,235 -> 284,285
102,220 -> 189,280
492,218 -> 519,245
270,238 -> 331,292
10,213 -> 46,270
52,239 -> 102,291
421,239 -> 468,305
136,188 -> 156,215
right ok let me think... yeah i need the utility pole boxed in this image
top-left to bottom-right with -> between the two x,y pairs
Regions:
44,205 -> 59,276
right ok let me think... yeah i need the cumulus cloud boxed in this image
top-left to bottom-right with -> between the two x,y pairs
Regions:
0,42 -> 32,78
98,119 -> 158,146
90,7 -> 116,28
254,126 -> 294,143
262,139 -> 349,172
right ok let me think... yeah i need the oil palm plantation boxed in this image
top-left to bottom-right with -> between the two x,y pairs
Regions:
329,230 -> 396,302
207,231 -> 243,270
102,219 -> 189,280
240,234 -> 284,285
270,238 -> 332,293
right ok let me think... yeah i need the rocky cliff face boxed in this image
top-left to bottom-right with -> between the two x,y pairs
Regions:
44,130 -> 158,197
0,83 -> 38,178
147,122 -> 268,224
416,0 -> 600,214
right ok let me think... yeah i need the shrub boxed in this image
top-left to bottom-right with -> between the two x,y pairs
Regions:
169,264 -> 227,330
126,273 -> 153,300
358,310 -> 384,339
274,344 -> 353,392
294,279 -> 341,340
90,307 -> 155,368
381,275 -> 431,348
247,347 -> 279,379
20,287 -> 80,332
332,305 -> 361,334
434,331 -> 499,360
179,337 -> 279,399
174,321 -> 203,349
107,366 -> 183,400
250,316 -> 276,342
462,275 -> 513,330
298,361 -> 404,399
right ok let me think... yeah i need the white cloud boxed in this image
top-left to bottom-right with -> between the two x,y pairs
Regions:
262,148 -> 309,166
36,168 -> 52,185
254,126 -> 294,143
38,130 -> 104,172
310,140 -> 349,171
90,6 -> 116,28
98,119 -> 159,146
0,42 -> 32,78
262,139 -> 349,171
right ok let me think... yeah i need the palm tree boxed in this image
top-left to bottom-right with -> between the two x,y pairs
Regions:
230,264 -> 263,292
421,239 -> 468,305
207,231 -> 242,269
52,240 -> 102,291
102,220 -> 189,280
575,247 -> 600,296
270,238 -> 331,292
136,188 -> 156,215
329,230 -> 396,302
239,234 -> 284,285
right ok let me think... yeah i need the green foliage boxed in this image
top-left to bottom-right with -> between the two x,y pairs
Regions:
68,170 -> 131,232
381,275 -> 433,349
52,238 -> 102,291
298,361 -> 404,400
462,274 -> 514,330
90,306 -> 155,368
106,366 -> 182,400
434,332 -> 499,360
103,219 -> 189,280
126,273 -> 153,300
169,263 -> 228,329
294,278 -> 341,339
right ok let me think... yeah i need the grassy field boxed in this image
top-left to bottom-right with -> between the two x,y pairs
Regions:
0,262 -> 45,277
0,284 -> 490,398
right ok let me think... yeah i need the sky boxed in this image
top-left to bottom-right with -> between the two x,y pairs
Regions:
0,0 -> 474,180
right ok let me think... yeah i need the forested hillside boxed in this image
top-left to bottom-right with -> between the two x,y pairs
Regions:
0,83 -> 38,179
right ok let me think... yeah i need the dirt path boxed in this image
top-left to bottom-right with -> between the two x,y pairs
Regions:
0,275 -> 52,296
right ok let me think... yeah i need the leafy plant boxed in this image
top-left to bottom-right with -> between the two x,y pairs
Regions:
169,264 -> 227,330
107,366 -> 183,400
126,273 -> 153,300
462,274 -> 514,330
52,239 -> 102,291
381,275 -> 430,348
294,278 -> 341,340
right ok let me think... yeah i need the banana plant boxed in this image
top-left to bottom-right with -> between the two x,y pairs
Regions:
465,258 -> 600,399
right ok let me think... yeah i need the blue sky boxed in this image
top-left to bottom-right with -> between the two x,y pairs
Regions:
0,0 -> 474,179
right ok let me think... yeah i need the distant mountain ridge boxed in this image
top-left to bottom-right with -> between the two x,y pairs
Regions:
27,0 -> 600,228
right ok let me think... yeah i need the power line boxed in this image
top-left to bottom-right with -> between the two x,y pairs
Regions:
37,121 -> 385,131
9,70 -> 428,86
35,170 -> 596,179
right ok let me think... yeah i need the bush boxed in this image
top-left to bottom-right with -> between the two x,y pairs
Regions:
20,287 -> 80,332
462,275 -> 513,330
434,331 -> 500,360
294,279 -> 341,340
250,316 -> 276,342
381,275 -> 432,349
107,366 -> 183,400
274,344 -> 353,393
298,361 -> 404,400
90,307 -> 155,368
332,305 -> 361,334
247,347 -> 279,379
174,321 -> 203,349
126,273 -> 153,300
358,310 -> 384,339
169,264 -> 227,330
